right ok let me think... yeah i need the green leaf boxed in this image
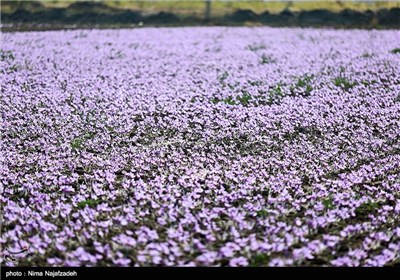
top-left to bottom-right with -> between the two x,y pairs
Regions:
250,254 -> 270,266
77,199 -> 101,209
71,138 -> 84,150
355,201 -> 380,216
333,76 -> 356,90
390,48 -> 400,54
256,209 -> 268,217
322,196 -> 335,210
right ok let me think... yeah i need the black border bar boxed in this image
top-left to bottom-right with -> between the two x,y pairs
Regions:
1,266 -> 393,280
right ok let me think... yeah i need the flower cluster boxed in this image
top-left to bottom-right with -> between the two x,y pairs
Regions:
1,27 -> 400,266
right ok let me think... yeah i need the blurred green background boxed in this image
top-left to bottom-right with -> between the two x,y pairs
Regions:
2,1 -> 400,30
3,1 -> 400,16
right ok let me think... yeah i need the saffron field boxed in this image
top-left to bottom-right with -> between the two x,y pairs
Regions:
1,27 -> 400,266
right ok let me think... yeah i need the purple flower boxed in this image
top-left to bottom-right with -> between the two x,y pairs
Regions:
229,257 -> 249,267
2,27 -> 399,267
